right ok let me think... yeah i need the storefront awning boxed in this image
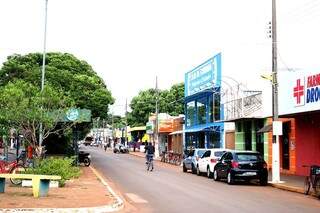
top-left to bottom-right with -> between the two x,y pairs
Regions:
129,126 -> 146,132
169,130 -> 183,135
184,125 -> 222,133
257,124 -> 272,133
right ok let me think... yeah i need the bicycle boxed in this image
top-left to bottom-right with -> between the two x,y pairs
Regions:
146,154 -> 154,171
0,156 -> 26,185
173,153 -> 182,166
303,165 -> 320,198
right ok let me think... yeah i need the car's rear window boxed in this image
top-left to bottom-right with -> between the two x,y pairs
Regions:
236,153 -> 262,161
196,150 -> 206,157
214,151 -> 225,158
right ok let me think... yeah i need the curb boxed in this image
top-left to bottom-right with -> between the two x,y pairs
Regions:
129,152 -> 160,161
268,182 -> 305,194
269,182 -> 318,197
90,166 -> 124,211
1,166 -> 124,213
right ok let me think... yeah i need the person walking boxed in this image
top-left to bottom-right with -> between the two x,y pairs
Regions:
144,142 -> 155,171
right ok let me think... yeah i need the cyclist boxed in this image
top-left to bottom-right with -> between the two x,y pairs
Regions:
145,142 -> 155,171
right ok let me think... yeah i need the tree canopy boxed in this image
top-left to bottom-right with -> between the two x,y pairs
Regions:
127,83 -> 184,126
0,52 -> 114,118
0,80 -> 72,151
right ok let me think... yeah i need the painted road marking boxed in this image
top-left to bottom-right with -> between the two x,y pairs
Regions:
125,193 -> 148,203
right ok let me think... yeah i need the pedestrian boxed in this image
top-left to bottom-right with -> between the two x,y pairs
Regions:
144,141 -> 148,163
104,141 -> 107,151
133,141 -> 136,152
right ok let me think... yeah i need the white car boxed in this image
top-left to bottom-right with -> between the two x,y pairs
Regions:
196,148 -> 229,178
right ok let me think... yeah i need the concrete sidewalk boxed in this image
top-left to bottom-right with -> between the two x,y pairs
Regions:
267,173 -> 318,197
0,166 -> 124,212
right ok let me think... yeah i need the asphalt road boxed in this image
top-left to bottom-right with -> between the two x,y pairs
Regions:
84,146 -> 320,213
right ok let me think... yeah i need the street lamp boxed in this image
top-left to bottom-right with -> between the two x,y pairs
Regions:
39,0 -> 48,148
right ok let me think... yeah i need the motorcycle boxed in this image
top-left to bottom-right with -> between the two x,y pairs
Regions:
78,151 -> 91,166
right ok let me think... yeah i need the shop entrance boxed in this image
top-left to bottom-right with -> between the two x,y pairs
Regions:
256,120 -> 264,155
198,132 -> 205,148
244,121 -> 252,150
282,122 -> 290,170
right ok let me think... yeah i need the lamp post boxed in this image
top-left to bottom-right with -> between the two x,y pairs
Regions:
39,0 -> 48,148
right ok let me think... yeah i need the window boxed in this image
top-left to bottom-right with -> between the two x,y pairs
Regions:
208,131 -> 221,148
236,153 -> 262,161
220,152 -> 228,161
214,151 -> 225,158
208,95 -> 213,123
236,122 -> 242,132
225,152 -> 233,160
197,97 -> 207,125
202,150 -> 211,158
186,101 -> 195,127
196,150 -> 206,157
214,88 -> 221,121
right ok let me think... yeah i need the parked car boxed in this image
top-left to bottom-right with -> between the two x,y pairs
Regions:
213,150 -> 268,185
182,148 -> 206,174
84,137 -> 93,146
113,144 -> 129,154
196,148 -> 228,178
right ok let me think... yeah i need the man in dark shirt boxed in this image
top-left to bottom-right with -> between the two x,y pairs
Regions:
144,142 -> 155,171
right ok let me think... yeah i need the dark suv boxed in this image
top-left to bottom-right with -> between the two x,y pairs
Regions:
213,151 -> 268,185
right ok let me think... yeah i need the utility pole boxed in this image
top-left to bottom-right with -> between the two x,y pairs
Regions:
111,111 -> 114,139
155,76 -> 159,158
39,0 -> 48,149
125,98 -> 128,147
272,0 -> 281,183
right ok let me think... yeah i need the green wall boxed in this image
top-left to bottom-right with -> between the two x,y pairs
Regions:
234,119 -> 268,162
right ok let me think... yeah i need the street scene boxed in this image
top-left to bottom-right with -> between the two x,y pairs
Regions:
1,0 -> 320,212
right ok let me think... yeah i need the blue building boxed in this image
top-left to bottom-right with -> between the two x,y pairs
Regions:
184,53 -> 224,149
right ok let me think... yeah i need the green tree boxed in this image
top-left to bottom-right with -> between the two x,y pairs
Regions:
0,53 -> 114,119
0,80 -> 74,156
127,83 -> 184,126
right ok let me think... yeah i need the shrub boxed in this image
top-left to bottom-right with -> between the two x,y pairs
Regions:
26,156 -> 81,186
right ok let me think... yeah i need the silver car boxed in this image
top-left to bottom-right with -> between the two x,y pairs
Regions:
182,149 -> 206,174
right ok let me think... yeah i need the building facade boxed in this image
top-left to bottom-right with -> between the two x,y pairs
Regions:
184,53 -> 224,150
278,70 -> 320,176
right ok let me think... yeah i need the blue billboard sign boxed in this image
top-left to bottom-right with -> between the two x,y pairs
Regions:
184,53 -> 221,97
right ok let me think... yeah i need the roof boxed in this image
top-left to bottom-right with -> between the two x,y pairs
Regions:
257,124 -> 272,133
169,130 -> 183,135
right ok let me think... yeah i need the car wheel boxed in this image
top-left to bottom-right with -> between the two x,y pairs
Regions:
207,167 -> 213,178
213,169 -> 220,181
84,158 -> 91,167
260,177 -> 268,186
183,163 -> 187,173
196,165 -> 200,176
227,171 -> 234,185
191,164 -> 196,174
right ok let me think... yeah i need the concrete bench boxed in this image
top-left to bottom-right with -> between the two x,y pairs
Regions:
0,173 -> 61,197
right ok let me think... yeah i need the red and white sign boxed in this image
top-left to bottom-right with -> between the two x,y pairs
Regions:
279,70 -> 320,115
293,78 -> 305,107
